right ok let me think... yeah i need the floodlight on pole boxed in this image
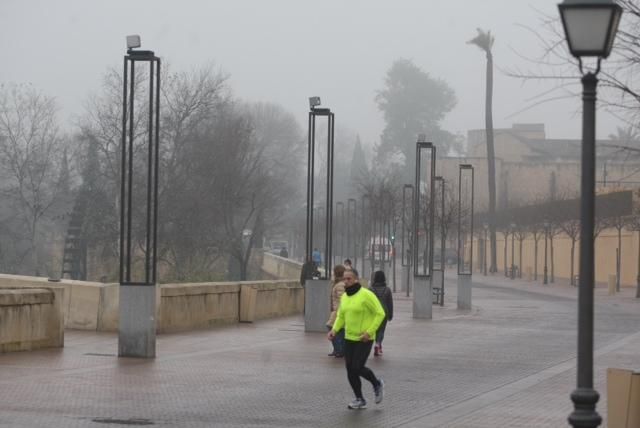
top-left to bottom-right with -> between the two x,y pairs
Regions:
309,96 -> 321,109
126,35 -> 141,49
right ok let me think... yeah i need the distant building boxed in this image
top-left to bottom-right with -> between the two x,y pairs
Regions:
440,123 -> 640,211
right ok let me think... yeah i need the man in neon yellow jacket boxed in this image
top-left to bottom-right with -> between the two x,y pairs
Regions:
328,269 -> 386,409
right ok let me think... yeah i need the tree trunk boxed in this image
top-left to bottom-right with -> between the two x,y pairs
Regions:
637,230 -> 640,298
485,51 -> 498,273
239,257 -> 248,281
617,227 -> 622,292
31,215 -> 39,276
550,235 -> 555,283
518,239 -> 523,278
570,239 -> 575,286
534,238 -> 538,280
503,233 -> 508,276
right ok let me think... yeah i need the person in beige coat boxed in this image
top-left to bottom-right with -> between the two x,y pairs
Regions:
326,264 -> 346,357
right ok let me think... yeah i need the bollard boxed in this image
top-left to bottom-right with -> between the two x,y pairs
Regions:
457,275 -> 472,310
608,274 -> 617,295
304,279 -> 331,332
526,267 -> 533,281
413,277 -> 432,319
607,368 -> 640,427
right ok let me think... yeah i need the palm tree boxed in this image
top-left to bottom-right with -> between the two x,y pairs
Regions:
468,28 -> 497,272
608,126 -> 640,145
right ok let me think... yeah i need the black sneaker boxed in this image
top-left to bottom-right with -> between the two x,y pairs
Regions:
374,379 -> 384,404
348,398 -> 367,409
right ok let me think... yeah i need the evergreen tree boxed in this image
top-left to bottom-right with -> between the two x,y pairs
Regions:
375,59 -> 457,173
349,136 -> 368,196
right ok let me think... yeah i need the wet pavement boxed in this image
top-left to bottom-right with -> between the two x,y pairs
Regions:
1,273 -> 638,427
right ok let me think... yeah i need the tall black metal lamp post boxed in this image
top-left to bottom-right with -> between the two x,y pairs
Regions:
402,185 -> 414,297
336,201 -> 344,265
457,164 -> 474,310
413,140 -> 435,319
347,198 -> 357,265
304,97 -> 335,332
558,1 -> 622,426
119,35 -> 161,358
361,194 -> 371,280
433,176 -> 446,305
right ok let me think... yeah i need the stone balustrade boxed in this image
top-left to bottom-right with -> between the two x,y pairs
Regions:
261,252 -> 303,280
0,252 -> 304,338
0,286 -> 64,352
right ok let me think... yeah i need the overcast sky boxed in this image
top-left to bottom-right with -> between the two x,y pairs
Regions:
0,0 -> 625,148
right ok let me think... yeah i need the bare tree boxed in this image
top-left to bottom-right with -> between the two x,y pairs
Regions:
157,65 -> 232,280
79,64 -> 234,281
355,165 -> 402,275
224,102 -> 304,280
440,181 -> 459,265
0,84 -> 67,275
506,2 -> 640,132
626,212 -> 640,298
560,219 -> 581,286
608,215 -> 629,291
529,223 -> 544,281
498,225 -> 510,276
515,226 -> 527,278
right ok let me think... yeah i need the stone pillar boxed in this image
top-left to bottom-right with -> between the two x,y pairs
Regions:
401,266 -> 410,293
119,285 -> 157,358
305,279 -> 331,332
457,275 -> 472,310
608,274 -> 616,295
413,277 -> 432,319
433,269 -> 443,292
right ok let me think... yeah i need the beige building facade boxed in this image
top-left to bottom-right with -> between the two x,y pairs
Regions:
438,124 -> 640,288
438,123 -> 640,211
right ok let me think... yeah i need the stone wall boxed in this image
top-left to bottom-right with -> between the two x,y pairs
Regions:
0,275 -> 118,331
158,280 -> 302,333
474,227 -> 640,287
261,252 -> 303,280
158,282 -> 239,332
0,287 -> 64,352
0,252 -> 304,335
0,273 -> 303,333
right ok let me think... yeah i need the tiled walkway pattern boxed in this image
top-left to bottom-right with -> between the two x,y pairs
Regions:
1,273 -> 638,427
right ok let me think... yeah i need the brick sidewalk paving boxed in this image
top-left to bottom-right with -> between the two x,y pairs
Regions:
0,273 -> 638,427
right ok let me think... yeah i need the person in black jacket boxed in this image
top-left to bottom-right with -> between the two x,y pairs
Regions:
300,257 -> 317,287
370,270 -> 393,356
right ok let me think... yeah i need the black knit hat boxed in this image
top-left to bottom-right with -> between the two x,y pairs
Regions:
373,270 -> 386,285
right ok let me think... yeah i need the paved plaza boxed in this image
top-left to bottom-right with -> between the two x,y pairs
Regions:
1,273 -> 639,427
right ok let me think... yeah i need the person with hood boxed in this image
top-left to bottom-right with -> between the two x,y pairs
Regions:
326,264 -> 346,357
370,270 -> 393,357
328,269 -> 386,409
343,258 -> 359,277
